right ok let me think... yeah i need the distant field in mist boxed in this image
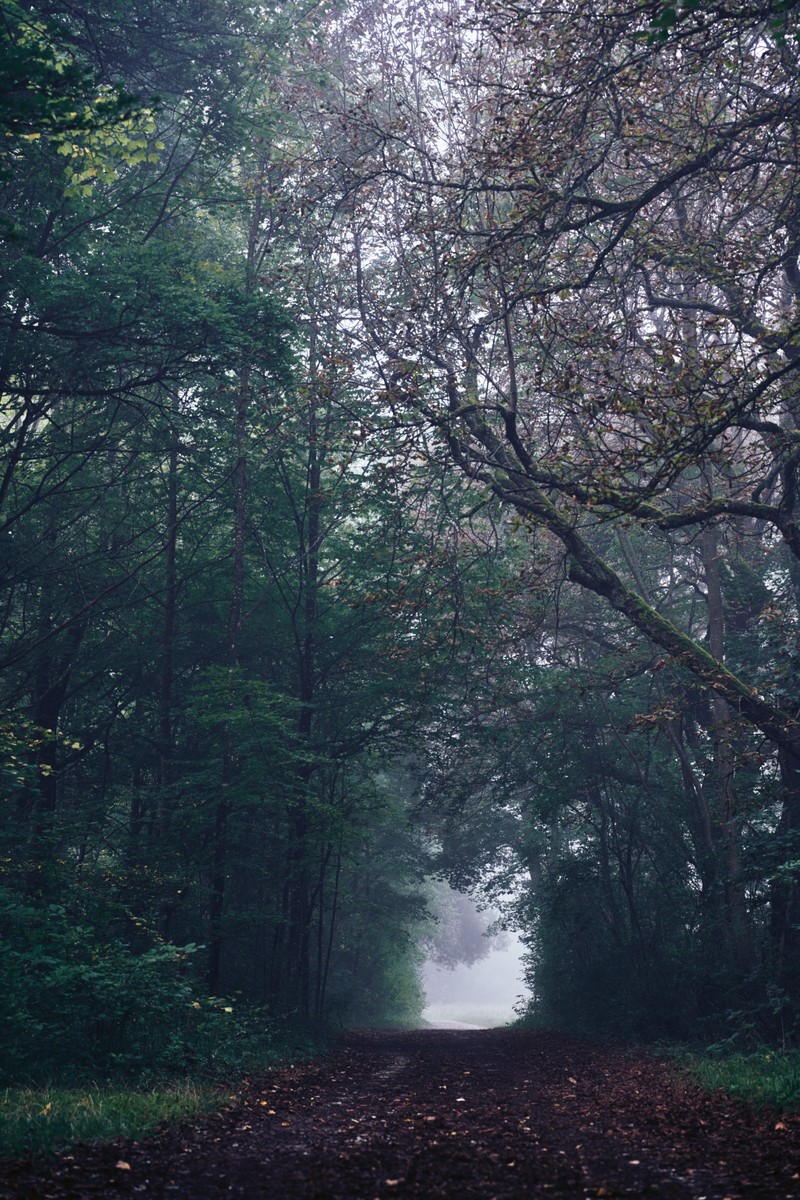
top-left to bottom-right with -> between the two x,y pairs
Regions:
421,933 -> 526,1028
421,1002 -> 514,1028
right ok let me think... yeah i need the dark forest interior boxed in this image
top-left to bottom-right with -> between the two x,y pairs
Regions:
4,0 -> 800,1098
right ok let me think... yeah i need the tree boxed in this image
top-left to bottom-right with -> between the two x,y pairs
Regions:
306,0 -> 800,1031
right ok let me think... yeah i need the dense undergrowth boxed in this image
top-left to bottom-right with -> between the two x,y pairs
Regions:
0,880 -> 336,1158
0,1017 -> 331,1161
0,865 -> 416,1160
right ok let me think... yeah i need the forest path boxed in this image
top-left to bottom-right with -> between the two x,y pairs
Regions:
2,1028 -> 799,1199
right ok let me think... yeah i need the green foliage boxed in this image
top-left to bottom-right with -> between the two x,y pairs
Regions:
322,773 -> 431,1028
0,1081 -> 215,1160
332,934 -> 425,1029
688,1050 -> 800,1111
0,1015 -> 329,1160
644,0 -> 800,46
0,882 -> 197,1082
7,0 -> 800,1083
0,0 -> 142,173
0,0 -> 511,1077
0,867 -> 316,1086
0,717 -> 55,799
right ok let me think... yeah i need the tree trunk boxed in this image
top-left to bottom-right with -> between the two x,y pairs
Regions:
207,157 -> 265,995
287,392 -> 322,1014
207,366 -> 250,996
771,748 -> 800,1009
700,526 -> 752,969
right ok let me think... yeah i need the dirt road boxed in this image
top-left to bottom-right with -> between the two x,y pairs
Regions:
2,1028 -> 798,1198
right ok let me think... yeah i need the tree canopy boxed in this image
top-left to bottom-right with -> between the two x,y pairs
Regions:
3,0 -> 800,1077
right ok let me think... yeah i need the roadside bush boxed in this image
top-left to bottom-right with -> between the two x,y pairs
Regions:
0,880 -> 320,1086
0,886 -> 199,1082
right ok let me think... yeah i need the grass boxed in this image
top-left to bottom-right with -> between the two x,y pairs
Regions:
0,1081 -> 217,1161
0,1017 -> 334,1162
687,1049 -> 800,1111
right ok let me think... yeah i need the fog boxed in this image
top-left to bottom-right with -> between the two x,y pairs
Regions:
421,889 -> 527,1028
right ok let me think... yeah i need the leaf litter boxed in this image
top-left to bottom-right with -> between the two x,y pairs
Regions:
1,1029 -> 798,1198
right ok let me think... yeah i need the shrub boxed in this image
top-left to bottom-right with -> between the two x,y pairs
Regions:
0,886 -> 201,1082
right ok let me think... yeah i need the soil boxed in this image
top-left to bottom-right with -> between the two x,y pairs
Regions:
2,1028 -> 799,1199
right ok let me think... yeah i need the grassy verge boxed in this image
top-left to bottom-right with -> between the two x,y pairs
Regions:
0,1020 -> 334,1161
687,1050 -> 800,1111
0,1081 -> 218,1161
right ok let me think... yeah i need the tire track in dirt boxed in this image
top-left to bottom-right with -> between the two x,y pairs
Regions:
2,1029 -> 799,1198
